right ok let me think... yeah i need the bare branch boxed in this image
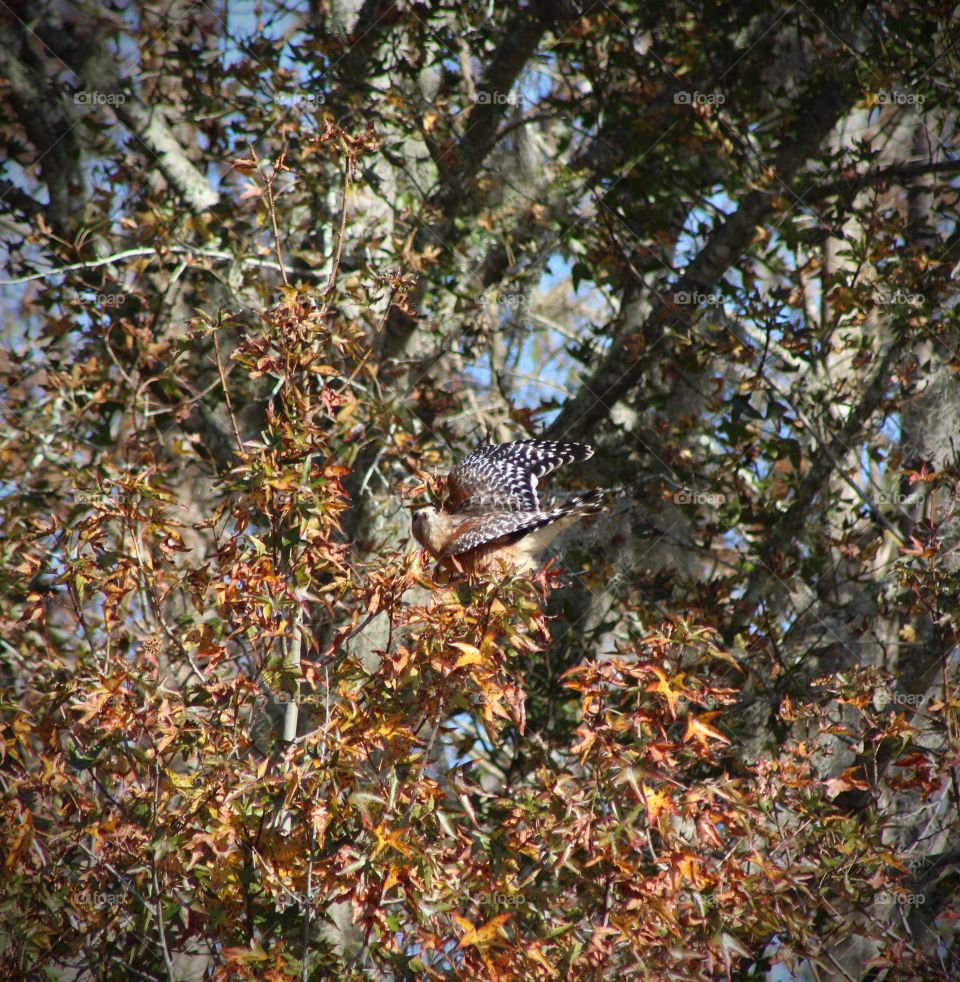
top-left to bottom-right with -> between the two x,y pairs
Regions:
546,70 -> 860,441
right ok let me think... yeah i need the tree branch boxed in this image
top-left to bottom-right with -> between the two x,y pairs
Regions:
805,155 -> 960,204
0,19 -> 85,234
379,0 -> 569,359
545,69 -> 860,441
724,339 -> 900,644
28,12 -> 219,215
113,100 -> 220,213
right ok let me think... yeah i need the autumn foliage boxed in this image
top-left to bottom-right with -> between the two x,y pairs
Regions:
2,1 -> 960,980
3,275 -> 956,978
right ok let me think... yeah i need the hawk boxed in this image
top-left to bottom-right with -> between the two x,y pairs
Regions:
411,440 -> 604,574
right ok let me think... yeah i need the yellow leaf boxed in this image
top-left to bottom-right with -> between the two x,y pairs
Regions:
222,940 -> 268,962
684,712 -> 731,748
706,645 -> 742,669
458,912 -> 512,948
372,825 -> 413,859
165,769 -> 195,791
451,642 -> 485,669
642,783 -> 672,825
450,642 -> 481,659
453,649 -> 484,669
528,946 -> 558,975
383,866 -> 401,892
647,667 -> 687,717
676,853 -> 708,889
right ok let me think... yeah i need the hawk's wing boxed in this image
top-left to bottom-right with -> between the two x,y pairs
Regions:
437,511 -> 549,557
437,489 -> 604,558
446,440 -> 594,515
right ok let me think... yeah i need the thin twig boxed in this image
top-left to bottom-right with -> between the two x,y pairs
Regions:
212,328 -> 244,450
128,526 -> 206,683
301,792 -> 316,982
752,358 -> 907,542
260,148 -> 289,286
324,156 -> 351,301
0,246 -> 310,286
152,759 -> 175,980
402,697 -> 445,824
316,609 -> 380,669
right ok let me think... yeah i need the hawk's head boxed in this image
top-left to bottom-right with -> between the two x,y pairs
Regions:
411,506 -> 440,552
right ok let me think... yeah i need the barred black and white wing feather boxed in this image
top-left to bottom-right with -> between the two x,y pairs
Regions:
411,440 -> 603,572
446,440 -> 593,514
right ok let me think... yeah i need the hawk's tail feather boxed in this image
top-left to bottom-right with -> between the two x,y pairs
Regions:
563,488 -> 605,515
499,489 -> 605,545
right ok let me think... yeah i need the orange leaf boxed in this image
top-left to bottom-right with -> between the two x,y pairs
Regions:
383,866 -> 401,892
824,768 -> 869,799
642,783 -> 672,825
528,945 -> 558,976
458,912 -> 512,948
684,712 -> 730,748
451,642 -> 484,669
647,667 -> 687,717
